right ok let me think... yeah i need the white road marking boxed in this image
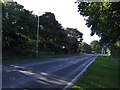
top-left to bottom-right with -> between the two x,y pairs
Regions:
63,55 -> 99,89
3,54 -> 99,88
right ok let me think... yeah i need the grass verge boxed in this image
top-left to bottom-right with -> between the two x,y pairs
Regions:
113,56 -> 120,63
72,56 -> 119,89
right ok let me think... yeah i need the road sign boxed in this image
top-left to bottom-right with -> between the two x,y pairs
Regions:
36,40 -> 40,42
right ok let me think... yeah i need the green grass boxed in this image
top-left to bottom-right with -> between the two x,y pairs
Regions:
72,56 -> 119,89
113,56 -> 120,63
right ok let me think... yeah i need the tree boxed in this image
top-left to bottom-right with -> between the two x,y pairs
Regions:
2,2 -> 36,54
2,1 -> 83,60
76,2 -> 120,45
110,40 -> 120,57
2,2 -> 38,60
65,28 -> 83,53
39,12 -> 67,54
65,28 -> 83,42
79,42 -> 92,53
90,40 -> 101,53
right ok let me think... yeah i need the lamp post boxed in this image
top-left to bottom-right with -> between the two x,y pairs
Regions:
36,12 -> 40,57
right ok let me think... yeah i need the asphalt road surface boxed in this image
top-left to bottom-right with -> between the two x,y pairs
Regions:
2,54 -> 99,88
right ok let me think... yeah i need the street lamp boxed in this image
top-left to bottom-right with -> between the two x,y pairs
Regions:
36,12 -> 40,57
36,12 -> 44,57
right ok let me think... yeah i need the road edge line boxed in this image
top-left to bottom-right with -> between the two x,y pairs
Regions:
63,56 -> 98,89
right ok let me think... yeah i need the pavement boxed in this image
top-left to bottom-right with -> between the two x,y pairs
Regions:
2,54 -> 99,88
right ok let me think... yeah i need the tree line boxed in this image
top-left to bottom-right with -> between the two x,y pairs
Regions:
76,1 -> 120,57
2,1 -> 104,60
2,2 -> 84,60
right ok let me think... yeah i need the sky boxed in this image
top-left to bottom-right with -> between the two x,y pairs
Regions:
14,0 -> 100,44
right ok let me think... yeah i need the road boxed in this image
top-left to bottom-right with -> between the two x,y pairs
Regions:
2,54 -> 99,88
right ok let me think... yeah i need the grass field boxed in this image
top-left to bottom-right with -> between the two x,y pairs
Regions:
113,57 -> 120,63
72,56 -> 119,89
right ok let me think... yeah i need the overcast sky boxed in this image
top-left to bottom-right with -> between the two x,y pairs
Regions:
14,0 -> 100,44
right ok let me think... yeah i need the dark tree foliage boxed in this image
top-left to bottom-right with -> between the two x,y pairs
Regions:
79,42 -> 92,53
90,40 -> 101,53
76,2 -> 120,44
2,2 -> 37,56
39,12 -> 68,54
2,2 -> 83,60
65,28 -> 83,53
